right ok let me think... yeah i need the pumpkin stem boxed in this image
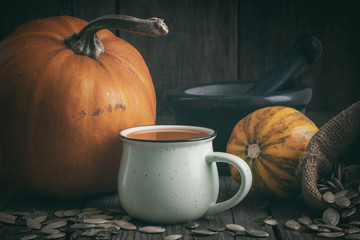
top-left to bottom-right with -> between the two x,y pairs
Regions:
65,15 -> 169,59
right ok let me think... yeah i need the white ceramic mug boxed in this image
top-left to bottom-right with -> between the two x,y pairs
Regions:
118,125 -> 252,224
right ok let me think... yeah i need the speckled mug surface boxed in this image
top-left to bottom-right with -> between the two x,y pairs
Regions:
118,125 -> 252,224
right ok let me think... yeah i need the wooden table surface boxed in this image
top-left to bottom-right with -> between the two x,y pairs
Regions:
0,112 -> 341,239
1,175 -> 327,240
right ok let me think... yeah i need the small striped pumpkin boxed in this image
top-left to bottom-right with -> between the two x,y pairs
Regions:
226,106 -> 318,198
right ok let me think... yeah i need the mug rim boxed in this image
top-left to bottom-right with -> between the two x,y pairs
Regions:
120,125 -> 217,143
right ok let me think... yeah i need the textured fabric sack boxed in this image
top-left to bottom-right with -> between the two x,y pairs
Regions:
297,100 -> 360,218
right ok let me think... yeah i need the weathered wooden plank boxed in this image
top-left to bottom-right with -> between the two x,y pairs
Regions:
117,0 -> 238,116
0,0 -> 65,39
270,197 -> 322,240
0,178 -> 17,210
0,189 -> 84,239
72,0 -> 117,22
228,176 -> 277,240
238,0 -> 360,114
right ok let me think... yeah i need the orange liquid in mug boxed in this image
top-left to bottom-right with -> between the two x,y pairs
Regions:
126,128 -> 210,141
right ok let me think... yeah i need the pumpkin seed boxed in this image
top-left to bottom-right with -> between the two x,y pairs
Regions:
225,223 -> 245,232
323,191 -> 336,203
285,220 -> 300,230
83,218 -> 108,224
322,208 -> 340,226
298,216 -> 312,225
318,223 -> 343,232
114,219 -> 136,230
88,214 -> 113,220
96,223 -> 120,229
40,228 -> 61,234
0,216 -> 16,224
208,226 -> 226,232
54,210 -> 64,218
139,226 -> 166,233
164,234 -> 182,240
335,196 -> 351,208
307,223 -> 319,231
46,232 -> 66,239
33,214 -> 47,223
335,189 -> 350,198
20,234 -> 38,240
26,218 -> 41,229
332,177 -> 344,190
316,232 -> 345,238
185,222 -> 199,229
81,207 -> 100,212
77,210 -> 101,218
246,229 -> 270,237
0,212 -> 17,221
349,221 -> 360,227
346,190 -> 359,199
43,219 -> 67,229
342,205 -> 356,218
64,209 -> 81,217
264,218 -> 278,226
345,228 -> 360,234
192,229 -> 218,236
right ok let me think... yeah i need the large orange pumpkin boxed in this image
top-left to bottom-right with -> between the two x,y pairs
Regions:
0,15 -> 168,198
227,106 -> 318,198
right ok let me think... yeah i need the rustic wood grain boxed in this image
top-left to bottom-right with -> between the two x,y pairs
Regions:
0,0 -> 359,116
238,0 -> 360,113
116,0 -> 238,116
227,177 -> 277,240
270,197 -> 322,240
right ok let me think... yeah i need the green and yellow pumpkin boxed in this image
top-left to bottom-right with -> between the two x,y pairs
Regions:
226,106 -> 318,198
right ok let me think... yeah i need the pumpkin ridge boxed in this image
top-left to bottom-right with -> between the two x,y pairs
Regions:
260,156 -> 298,184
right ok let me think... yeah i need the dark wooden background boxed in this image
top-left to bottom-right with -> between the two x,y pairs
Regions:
1,0 -> 359,117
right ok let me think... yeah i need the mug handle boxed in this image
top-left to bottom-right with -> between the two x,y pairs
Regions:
205,152 -> 252,216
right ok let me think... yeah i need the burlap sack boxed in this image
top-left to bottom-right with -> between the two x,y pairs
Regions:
297,100 -> 360,218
